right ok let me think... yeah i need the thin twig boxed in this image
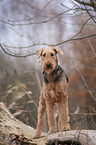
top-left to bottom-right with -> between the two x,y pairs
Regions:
69,113 -> 96,115
30,0 -> 53,20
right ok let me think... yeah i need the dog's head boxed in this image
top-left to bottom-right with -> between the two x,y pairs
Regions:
36,47 -> 63,74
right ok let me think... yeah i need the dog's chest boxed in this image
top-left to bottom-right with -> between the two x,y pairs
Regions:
43,82 -> 64,102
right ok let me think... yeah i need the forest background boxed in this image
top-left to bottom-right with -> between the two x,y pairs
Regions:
0,0 -> 96,132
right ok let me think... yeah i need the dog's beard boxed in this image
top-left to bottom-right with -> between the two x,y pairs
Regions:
42,64 -> 55,75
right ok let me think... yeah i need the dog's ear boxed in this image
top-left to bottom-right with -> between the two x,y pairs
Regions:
53,47 -> 63,55
36,48 -> 43,59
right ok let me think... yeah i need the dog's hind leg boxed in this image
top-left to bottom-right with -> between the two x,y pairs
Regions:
58,95 -> 70,131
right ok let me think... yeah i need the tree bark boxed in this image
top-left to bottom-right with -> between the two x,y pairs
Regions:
0,102 -> 96,145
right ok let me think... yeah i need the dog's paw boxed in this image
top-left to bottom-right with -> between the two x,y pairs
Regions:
33,133 -> 41,139
48,130 -> 56,135
63,127 -> 70,131
61,124 -> 70,131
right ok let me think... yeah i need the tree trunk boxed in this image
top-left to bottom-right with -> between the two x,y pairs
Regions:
0,102 -> 96,145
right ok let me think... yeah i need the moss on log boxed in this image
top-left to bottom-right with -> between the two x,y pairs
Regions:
0,102 -> 96,145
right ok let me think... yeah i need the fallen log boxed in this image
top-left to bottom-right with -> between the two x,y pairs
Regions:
0,102 -> 96,145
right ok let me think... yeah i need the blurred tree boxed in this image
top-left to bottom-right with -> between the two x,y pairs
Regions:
69,37 -> 96,129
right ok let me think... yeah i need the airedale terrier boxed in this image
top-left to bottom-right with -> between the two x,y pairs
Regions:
33,47 -> 70,138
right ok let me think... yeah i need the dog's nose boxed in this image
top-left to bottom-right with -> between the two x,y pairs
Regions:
46,63 -> 51,67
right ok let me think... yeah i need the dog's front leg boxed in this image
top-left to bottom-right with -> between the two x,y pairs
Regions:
46,101 -> 56,134
33,94 -> 46,138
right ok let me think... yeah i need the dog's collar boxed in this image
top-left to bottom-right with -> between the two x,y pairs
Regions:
43,65 -> 68,84
54,64 -> 58,70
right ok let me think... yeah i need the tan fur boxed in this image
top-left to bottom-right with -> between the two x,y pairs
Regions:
33,47 -> 70,138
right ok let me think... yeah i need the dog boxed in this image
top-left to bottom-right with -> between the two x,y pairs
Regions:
33,47 -> 70,138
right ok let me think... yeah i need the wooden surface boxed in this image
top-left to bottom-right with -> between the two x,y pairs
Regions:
0,102 -> 96,145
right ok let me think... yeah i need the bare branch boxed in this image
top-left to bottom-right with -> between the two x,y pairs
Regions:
0,8 -> 84,26
74,0 -> 93,7
1,34 -> 96,57
55,34 -> 96,46
84,4 -> 96,23
0,44 -> 36,57
73,0 -> 96,12
90,0 -> 96,11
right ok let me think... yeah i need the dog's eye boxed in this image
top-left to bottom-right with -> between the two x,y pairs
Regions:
51,53 -> 54,56
43,53 -> 46,57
